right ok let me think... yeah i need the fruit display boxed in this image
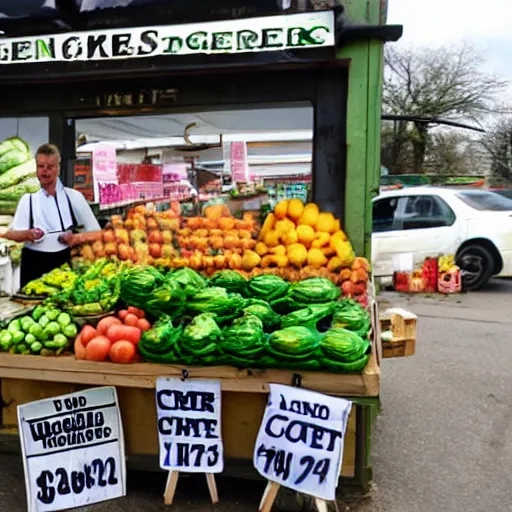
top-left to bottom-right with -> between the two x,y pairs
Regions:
0,137 -> 40,215
70,199 -> 371,306
74,307 -> 149,364
71,204 -> 181,266
0,305 -> 78,356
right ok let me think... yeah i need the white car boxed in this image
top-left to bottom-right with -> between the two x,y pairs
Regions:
371,187 -> 512,290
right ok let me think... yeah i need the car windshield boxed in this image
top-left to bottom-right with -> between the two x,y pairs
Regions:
455,191 -> 512,211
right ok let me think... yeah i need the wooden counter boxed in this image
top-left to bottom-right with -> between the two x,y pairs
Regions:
0,353 -> 380,396
0,353 -> 380,483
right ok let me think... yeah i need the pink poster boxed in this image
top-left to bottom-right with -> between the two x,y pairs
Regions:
93,144 -> 120,208
230,141 -> 249,183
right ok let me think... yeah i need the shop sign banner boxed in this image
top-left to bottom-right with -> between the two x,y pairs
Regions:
0,11 -> 335,65
156,378 -> 223,473
18,387 -> 126,512
253,384 -> 352,501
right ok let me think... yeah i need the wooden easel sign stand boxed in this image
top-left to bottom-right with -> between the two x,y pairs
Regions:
254,383 -> 352,511
156,375 -> 223,507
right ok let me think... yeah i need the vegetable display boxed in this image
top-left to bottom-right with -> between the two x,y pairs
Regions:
0,137 -> 39,215
0,305 -> 78,356
74,307 -> 149,363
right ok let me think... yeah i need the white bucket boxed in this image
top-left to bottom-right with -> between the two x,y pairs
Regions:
392,253 -> 414,273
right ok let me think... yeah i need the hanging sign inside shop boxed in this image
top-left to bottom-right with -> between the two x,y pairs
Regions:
0,11 -> 335,65
18,386 -> 126,512
156,378 -> 223,505
253,384 -> 352,502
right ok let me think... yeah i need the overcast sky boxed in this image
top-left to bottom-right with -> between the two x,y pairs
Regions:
387,0 -> 512,100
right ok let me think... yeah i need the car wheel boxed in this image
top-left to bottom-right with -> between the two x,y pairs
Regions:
456,244 -> 494,291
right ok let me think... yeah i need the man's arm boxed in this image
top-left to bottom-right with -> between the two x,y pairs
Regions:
70,190 -> 101,232
5,195 -> 42,243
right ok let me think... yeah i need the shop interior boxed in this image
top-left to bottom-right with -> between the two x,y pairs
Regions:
72,105 -> 313,213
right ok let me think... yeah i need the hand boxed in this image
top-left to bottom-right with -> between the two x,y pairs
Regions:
58,232 -> 75,247
26,229 -> 44,242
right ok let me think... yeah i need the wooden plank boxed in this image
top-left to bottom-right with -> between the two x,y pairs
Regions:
0,354 -> 379,397
382,339 -> 416,359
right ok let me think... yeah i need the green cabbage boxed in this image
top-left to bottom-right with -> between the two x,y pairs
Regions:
120,266 -> 166,310
209,270 -> 247,294
243,299 -> 281,332
0,159 -> 36,190
0,137 -> 29,157
0,177 -> 40,201
0,149 -> 31,174
332,299 -> 371,338
220,314 -> 265,359
167,267 -> 207,297
187,287 -> 246,322
280,303 -> 336,330
181,313 -> 222,360
245,275 -> 289,301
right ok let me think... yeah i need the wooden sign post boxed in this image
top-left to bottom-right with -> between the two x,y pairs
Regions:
156,376 -> 223,507
254,384 -> 352,511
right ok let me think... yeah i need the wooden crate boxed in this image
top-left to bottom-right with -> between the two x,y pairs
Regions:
380,308 -> 417,359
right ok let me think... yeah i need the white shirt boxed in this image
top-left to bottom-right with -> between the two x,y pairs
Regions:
11,180 -> 100,253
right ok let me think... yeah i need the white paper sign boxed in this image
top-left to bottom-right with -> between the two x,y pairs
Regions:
156,378 -> 223,473
253,384 -> 352,501
18,386 -> 126,512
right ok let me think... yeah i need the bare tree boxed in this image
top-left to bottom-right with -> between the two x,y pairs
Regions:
384,43 -> 508,173
481,118 -> 512,184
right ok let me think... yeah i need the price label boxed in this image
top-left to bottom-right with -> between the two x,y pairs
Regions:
18,387 -> 126,512
253,384 -> 352,501
156,378 -> 223,473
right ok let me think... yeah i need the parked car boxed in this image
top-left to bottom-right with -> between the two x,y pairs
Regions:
372,187 -> 512,290
492,189 -> 512,200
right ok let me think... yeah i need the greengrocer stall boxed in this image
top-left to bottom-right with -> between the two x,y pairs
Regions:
0,0 -> 403,497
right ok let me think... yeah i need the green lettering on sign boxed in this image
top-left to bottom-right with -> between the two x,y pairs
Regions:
36,39 -> 55,60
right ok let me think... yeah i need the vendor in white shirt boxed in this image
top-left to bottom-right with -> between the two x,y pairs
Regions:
6,144 -> 100,288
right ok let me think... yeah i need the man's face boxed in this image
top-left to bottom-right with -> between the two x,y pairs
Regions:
36,154 -> 60,189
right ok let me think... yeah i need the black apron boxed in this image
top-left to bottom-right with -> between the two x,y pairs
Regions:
20,191 -> 78,289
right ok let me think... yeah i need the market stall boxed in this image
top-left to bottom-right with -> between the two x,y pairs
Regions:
0,0 -> 404,500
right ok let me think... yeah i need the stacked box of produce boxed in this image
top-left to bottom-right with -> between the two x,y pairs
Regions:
15,262 -> 374,373
0,137 -> 40,215
71,204 -> 181,267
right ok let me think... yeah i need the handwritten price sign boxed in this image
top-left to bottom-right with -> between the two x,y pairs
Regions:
156,378 -> 223,473
253,384 -> 352,501
18,387 -> 126,512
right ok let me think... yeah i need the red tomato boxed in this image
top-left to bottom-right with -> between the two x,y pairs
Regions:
124,314 -> 139,327
118,310 -> 128,321
109,341 -> 136,364
74,337 -> 87,360
80,325 -> 98,347
85,336 -> 111,362
127,306 -> 145,319
97,316 -> 122,335
106,325 -> 141,345
137,318 -> 151,332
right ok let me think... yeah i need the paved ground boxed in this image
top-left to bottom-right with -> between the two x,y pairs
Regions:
1,279 -> 512,511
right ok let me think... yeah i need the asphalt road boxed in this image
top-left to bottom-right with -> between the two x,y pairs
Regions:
1,279 -> 512,511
